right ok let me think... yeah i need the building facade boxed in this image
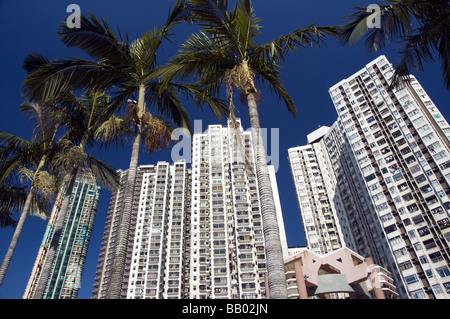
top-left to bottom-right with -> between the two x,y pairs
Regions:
93,121 -> 288,299
92,161 -> 191,299
289,122 -> 401,289
289,55 -> 450,299
24,176 -> 100,299
282,247 -> 398,299
189,121 -> 287,299
329,55 -> 450,299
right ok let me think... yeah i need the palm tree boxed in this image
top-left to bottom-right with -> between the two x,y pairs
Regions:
0,140 -> 50,229
22,1 -> 227,298
32,91 -> 123,299
338,0 -> 450,89
0,103 -> 59,287
155,0 -> 337,298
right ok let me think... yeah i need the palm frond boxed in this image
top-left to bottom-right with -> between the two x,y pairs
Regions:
0,211 -> 17,228
94,114 -> 131,149
187,0 -> 242,51
162,31 -> 232,82
86,156 -> 120,191
131,29 -> 160,75
32,169 -> 59,199
251,60 -> 297,117
164,0 -> 196,33
24,57 -> 131,103
22,53 -> 51,74
145,81 -> 193,133
0,185 -> 50,225
390,8 -> 449,89
57,13 -> 132,67
339,2 -> 413,51
231,0 -> 261,57
50,139 -> 87,174
438,28 -> 450,90
0,131 -> 30,158
19,102 -> 59,147
178,82 -> 229,120
141,115 -> 172,154
254,25 -> 338,63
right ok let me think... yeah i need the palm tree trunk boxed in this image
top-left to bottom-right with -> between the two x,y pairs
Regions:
0,152 -> 48,288
246,92 -> 287,299
0,186 -> 36,287
33,164 -> 80,299
107,124 -> 142,299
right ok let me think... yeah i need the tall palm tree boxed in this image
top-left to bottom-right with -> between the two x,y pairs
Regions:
0,140 -> 50,229
338,0 -> 450,89
0,103 -> 59,287
155,0 -> 337,298
22,1 -> 227,298
32,91 -> 123,299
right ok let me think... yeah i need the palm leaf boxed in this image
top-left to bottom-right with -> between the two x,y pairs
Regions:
131,29 -> 160,75
254,25 -> 338,63
0,211 -> 17,228
145,81 -> 193,133
94,114 -> 131,149
86,155 -> 120,191
22,57 -> 130,103
57,13 -> 132,67
391,15 -> 450,89
251,59 -> 297,117
0,186 -> 50,225
22,53 -> 51,74
231,0 -> 261,57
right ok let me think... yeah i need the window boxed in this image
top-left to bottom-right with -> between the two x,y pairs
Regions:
376,202 -> 389,212
405,274 -> 419,285
417,124 -> 430,133
380,213 -> 393,222
433,150 -> 447,160
361,164 -> 373,174
436,266 -> 450,278
393,247 -> 407,257
418,226 -> 430,237
399,261 -> 413,271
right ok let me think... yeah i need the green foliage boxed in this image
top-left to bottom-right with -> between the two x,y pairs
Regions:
339,0 -> 450,89
156,0 -> 337,117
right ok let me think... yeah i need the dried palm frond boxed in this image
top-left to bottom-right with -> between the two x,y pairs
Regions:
51,140 -> 88,174
141,115 -> 171,153
33,170 -> 58,198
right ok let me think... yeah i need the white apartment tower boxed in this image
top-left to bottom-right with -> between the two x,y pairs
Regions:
288,126 -> 345,255
327,55 -> 450,299
289,123 -> 403,296
189,120 -> 287,299
93,121 -> 288,299
93,161 -> 191,299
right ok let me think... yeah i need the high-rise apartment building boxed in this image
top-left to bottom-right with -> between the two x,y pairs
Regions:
92,161 -> 191,299
189,121 -> 287,299
289,124 -> 402,296
330,55 -> 450,299
24,176 -> 100,299
288,127 -> 345,255
290,55 -> 450,299
93,120 -> 288,299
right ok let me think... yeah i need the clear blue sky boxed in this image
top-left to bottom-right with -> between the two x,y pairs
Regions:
0,1 -> 448,299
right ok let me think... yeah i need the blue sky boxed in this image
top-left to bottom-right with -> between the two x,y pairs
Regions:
0,1 -> 448,299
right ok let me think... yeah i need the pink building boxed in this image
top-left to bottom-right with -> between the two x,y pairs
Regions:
266,247 -> 398,299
